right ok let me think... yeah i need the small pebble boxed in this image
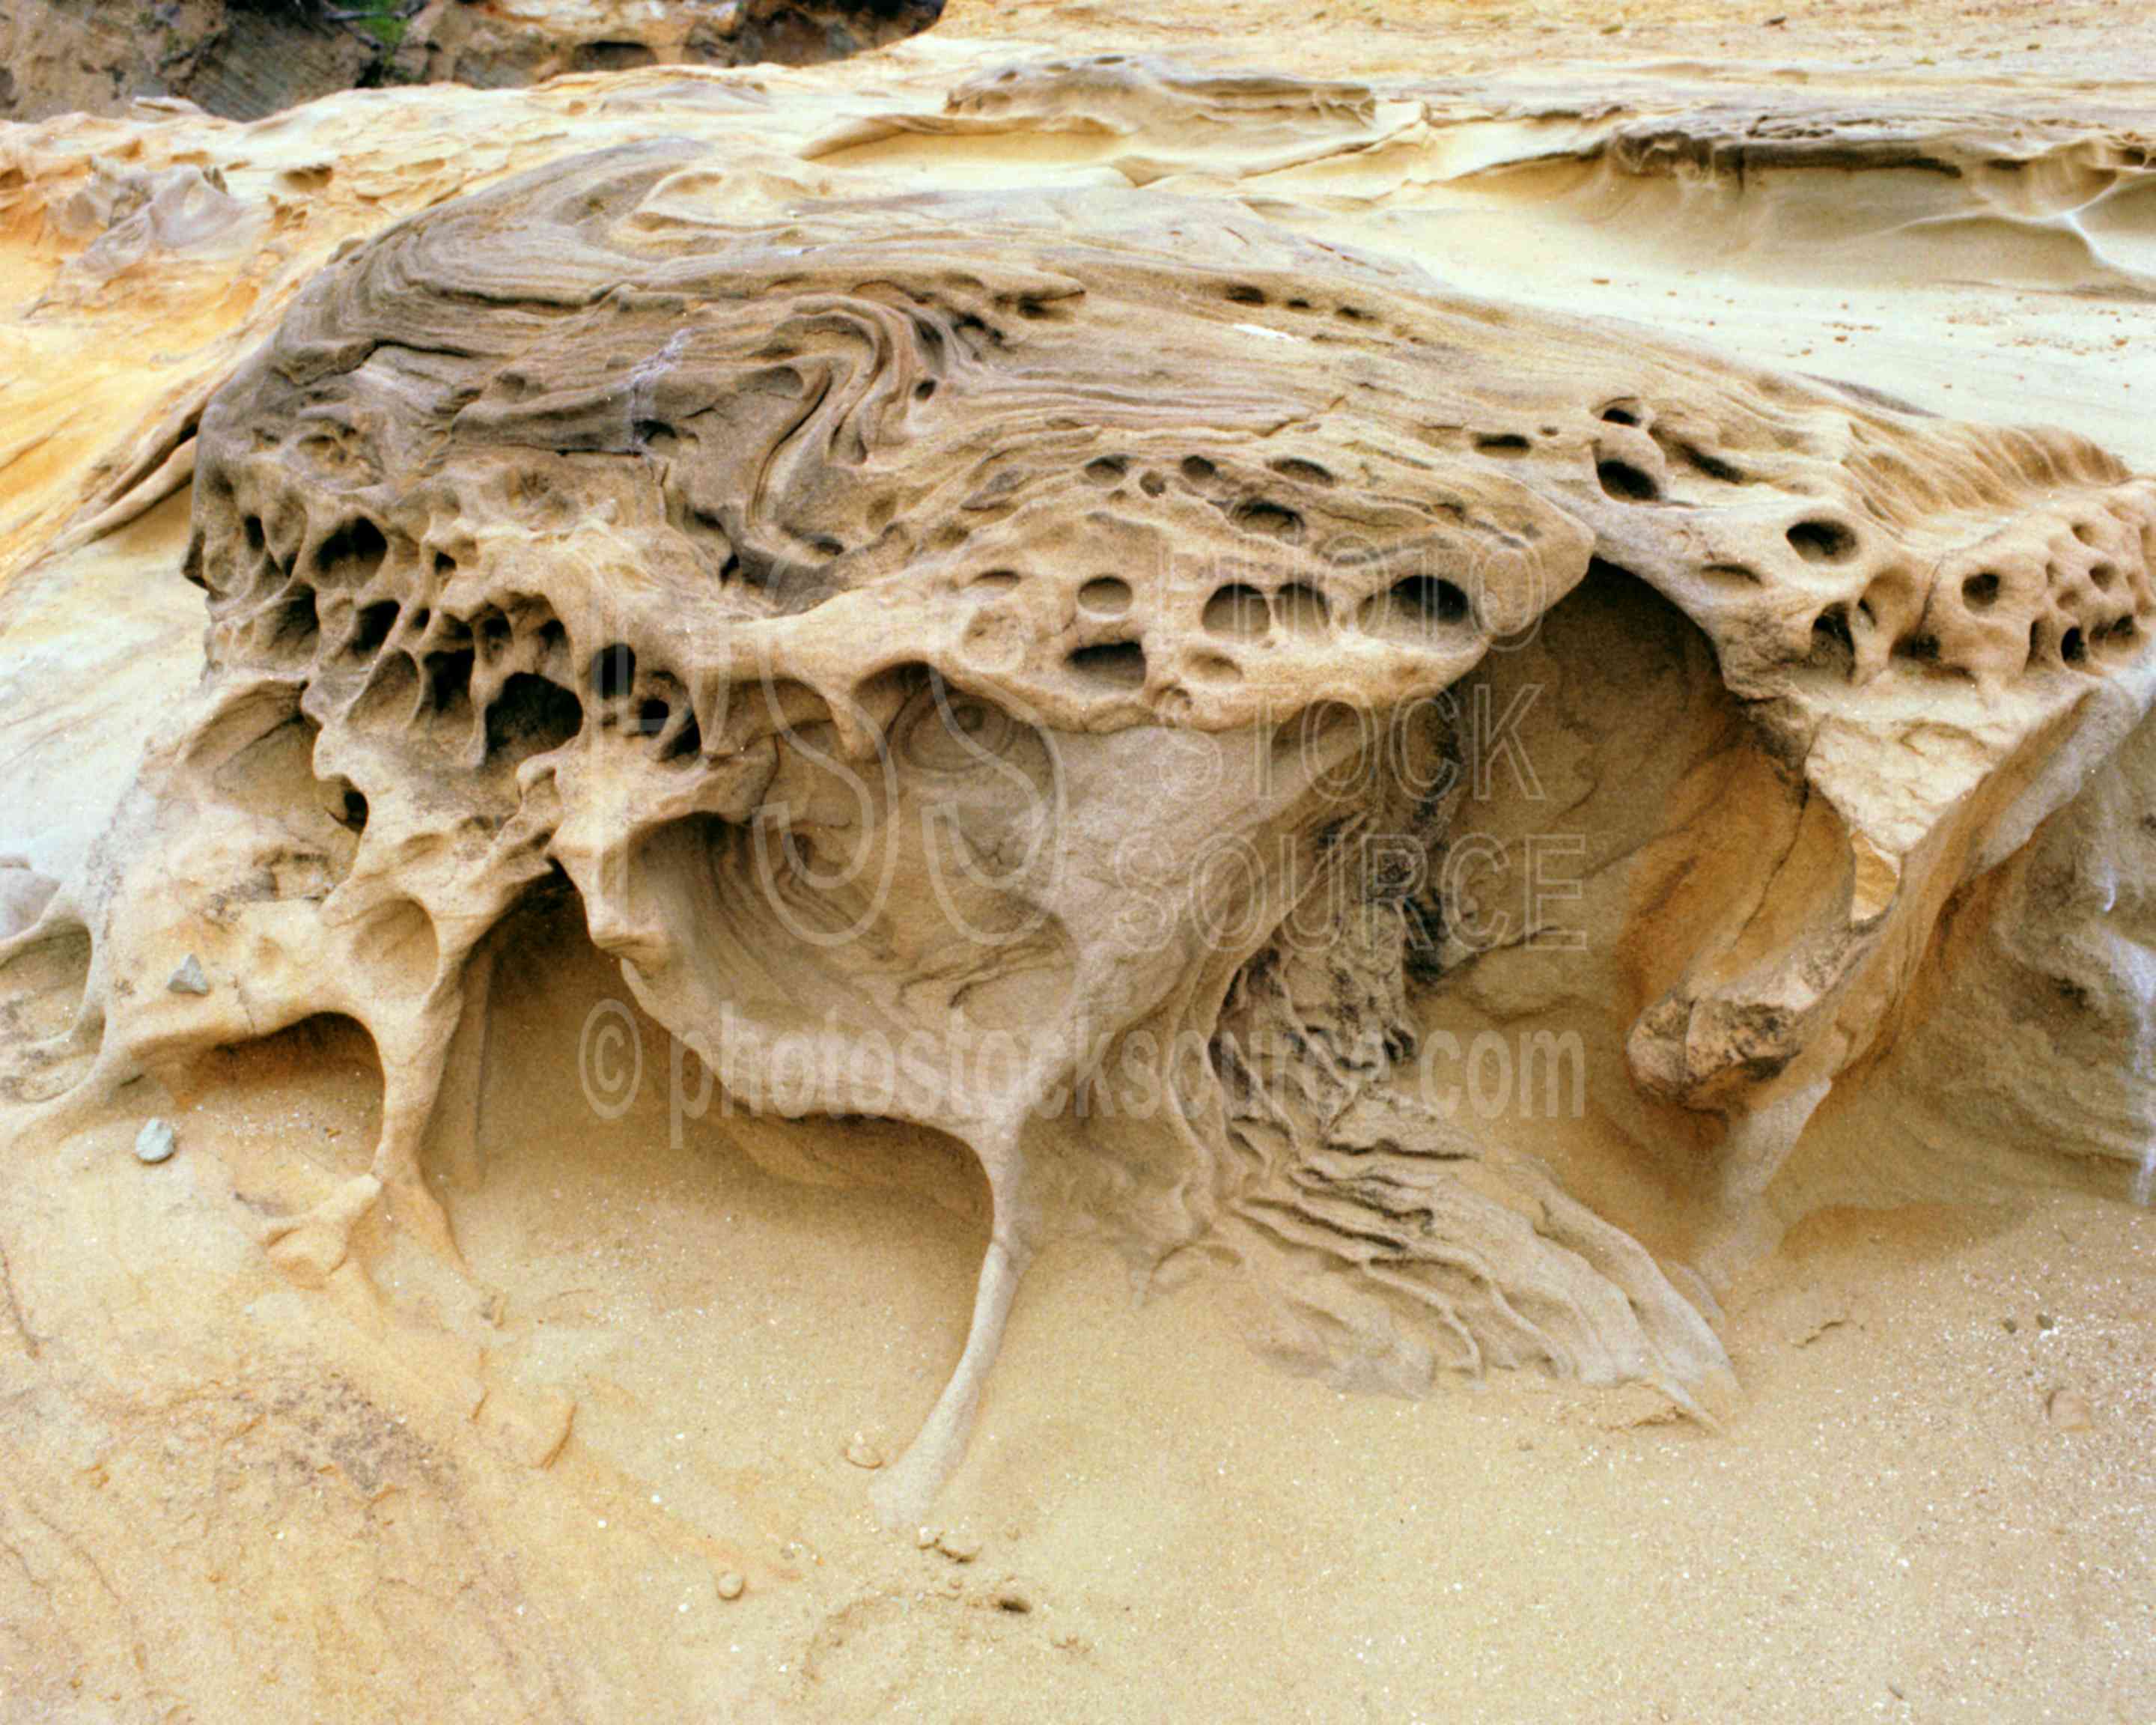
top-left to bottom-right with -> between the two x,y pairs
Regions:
915,1524 -> 941,1551
715,1571 -> 746,1601
937,1530 -> 981,1563
168,955 -> 209,995
2036,1312 -> 2058,1333
2047,1389 -> 2094,1432
844,1434 -> 883,1470
135,1118 -> 178,1165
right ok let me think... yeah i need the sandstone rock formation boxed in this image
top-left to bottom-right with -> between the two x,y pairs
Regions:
6,126 -> 2151,1520
3,6 -> 2153,1712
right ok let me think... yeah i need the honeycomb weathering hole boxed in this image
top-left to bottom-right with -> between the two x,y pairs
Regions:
1596,458 -> 1660,502
268,587 -> 320,657
1067,639 -> 1147,687
1359,574 -> 1470,642
484,673 -> 584,764
1788,518 -> 1858,563
1078,575 -> 1134,615
315,518 -> 388,585
1812,605 -> 1856,672
1203,583 -> 1270,638
424,650 -> 475,718
1229,498 -> 1305,542
347,600 -> 398,659
588,644 -> 636,699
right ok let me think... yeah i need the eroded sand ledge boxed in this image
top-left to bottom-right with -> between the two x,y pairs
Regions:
1,2 -> 2152,1718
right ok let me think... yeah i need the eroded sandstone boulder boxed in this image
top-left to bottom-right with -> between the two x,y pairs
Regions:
6,139 -> 2152,1522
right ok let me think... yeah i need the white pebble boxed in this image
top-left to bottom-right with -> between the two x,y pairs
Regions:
135,1119 -> 178,1165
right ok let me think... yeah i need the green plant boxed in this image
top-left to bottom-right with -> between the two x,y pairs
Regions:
312,0 -> 427,52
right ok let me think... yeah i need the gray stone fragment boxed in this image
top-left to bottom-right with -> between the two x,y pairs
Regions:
135,1119 -> 178,1165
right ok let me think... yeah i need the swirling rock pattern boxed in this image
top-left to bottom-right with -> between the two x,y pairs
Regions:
15,139 -> 2156,1521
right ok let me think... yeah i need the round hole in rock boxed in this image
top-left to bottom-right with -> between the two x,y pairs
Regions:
1067,640 -> 1147,689
346,600 -> 400,660
2091,562 -> 2118,591
1202,583 -> 1271,639
1671,442 -> 1747,485
1961,571 -> 2002,609
660,713 -> 704,763
2062,626 -> 2088,665
1811,606 -> 1855,672
1079,576 -> 1133,616
1787,518 -> 1857,563
315,518 -> 387,585
268,586 -> 319,657
1596,459 -> 1660,502
484,674 -> 583,764
588,643 -> 636,699
1270,457 -> 1334,486
1230,499 -> 1305,543
1359,575 -> 1470,642
424,650 -> 475,717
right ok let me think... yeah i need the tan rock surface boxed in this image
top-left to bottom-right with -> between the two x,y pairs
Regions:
1,1 -> 2152,1718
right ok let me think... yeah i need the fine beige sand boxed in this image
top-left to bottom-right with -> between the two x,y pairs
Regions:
3,914 -> 2149,1720
1,2 -> 2152,1720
